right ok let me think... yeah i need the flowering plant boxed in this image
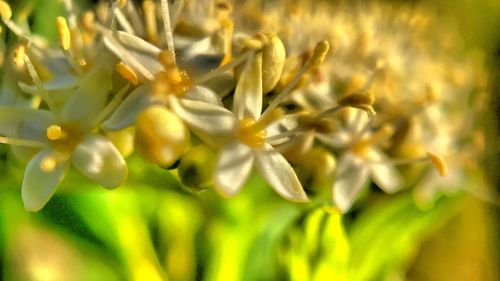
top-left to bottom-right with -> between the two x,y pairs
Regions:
0,0 -> 497,280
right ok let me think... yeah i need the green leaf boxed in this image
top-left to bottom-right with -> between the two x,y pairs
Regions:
348,193 -> 461,281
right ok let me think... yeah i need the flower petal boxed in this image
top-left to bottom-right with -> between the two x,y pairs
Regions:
101,85 -> 156,131
368,148 -> 403,193
201,73 -> 235,99
316,129 -> 353,149
102,31 -> 161,82
254,143 -> 309,202
0,106 -> 53,141
61,67 -> 112,129
169,95 -> 236,135
177,37 -> 224,77
71,134 -> 128,189
233,53 -> 263,120
333,153 -> 370,213
214,141 -> 254,197
22,148 -> 70,212
183,85 -> 222,105
265,114 -> 299,145
115,30 -> 161,56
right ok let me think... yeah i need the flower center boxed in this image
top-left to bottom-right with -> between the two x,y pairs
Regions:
237,109 -> 285,148
237,118 -> 266,148
46,124 -> 84,155
152,66 -> 192,101
351,125 -> 394,158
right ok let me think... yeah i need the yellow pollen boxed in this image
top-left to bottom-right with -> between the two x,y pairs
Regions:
56,17 -> 71,50
153,67 -> 192,97
0,1 -> 12,21
427,151 -> 448,177
46,125 -> 63,141
310,40 -> 330,67
237,118 -> 266,147
13,44 -> 26,67
40,155 -> 57,172
116,62 -> 139,85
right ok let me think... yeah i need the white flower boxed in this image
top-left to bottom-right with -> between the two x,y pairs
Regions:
324,108 -> 403,212
171,53 -> 308,202
0,67 -> 127,211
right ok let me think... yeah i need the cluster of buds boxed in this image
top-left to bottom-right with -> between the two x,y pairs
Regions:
0,0 -> 487,212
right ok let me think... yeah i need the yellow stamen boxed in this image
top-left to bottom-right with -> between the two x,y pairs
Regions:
13,43 -> 26,67
0,0 -> 12,21
46,125 -> 64,141
40,155 -> 57,172
81,11 -> 95,32
218,18 -> 234,66
118,0 -> 127,8
153,67 -> 191,97
427,151 -> 448,177
338,93 -> 375,108
116,62 -> 139,85
253,108 -> 285,133
310,40 -> 330,67
56,17 -> 71,50
158,51 -> 175,67
143,0 -> 158,43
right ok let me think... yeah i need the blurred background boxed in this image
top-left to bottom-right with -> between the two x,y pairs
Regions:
0,0 -> 498,280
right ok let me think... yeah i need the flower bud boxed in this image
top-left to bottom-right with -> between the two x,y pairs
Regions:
261,34 -> 286,93
295,147 -> 336,193
0,1 -> 12,21
135,106 -> 190,167
178,145 -> 216,192
107,127 -> 135,158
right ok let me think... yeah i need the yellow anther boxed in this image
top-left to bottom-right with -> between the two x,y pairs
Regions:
46,125 -> 63,141
0,1 -> 12,21
215,0 -> 233,14
116,62 -> 139,85
118,0 -> 127,8
78,59 -> 88,67
310,40 -> 330,67
81,11 -> 95,32
427,151 -> 448,177
143,0 -> 158,43
13,44 -> 26,67
40,155 -> 57,172
339,93 -> 376,107
56,17 -> 71,50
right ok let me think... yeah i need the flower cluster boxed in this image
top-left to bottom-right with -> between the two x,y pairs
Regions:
0,0 -> 487,212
